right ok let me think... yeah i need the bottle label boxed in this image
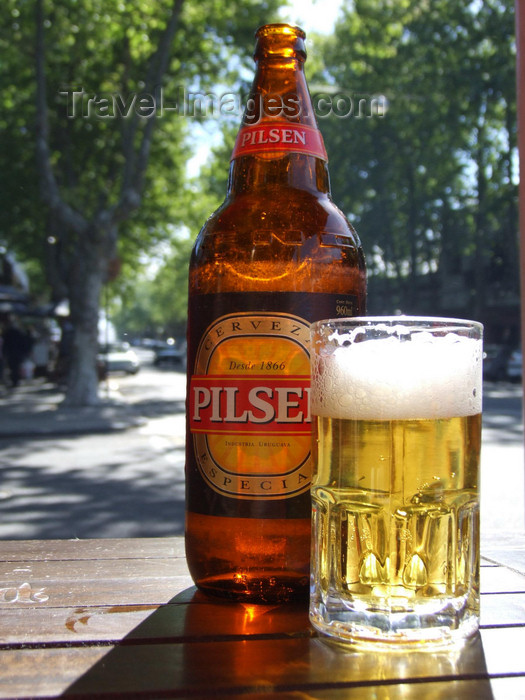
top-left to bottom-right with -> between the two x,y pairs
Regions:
187,292 -> 358,509
190,311 -> 311,501
231,123 -> 328,161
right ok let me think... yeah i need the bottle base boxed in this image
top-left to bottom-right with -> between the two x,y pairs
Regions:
195,572 -> 309,604
185,511 -> 311,604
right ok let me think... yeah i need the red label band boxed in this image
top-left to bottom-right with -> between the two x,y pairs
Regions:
231,123 -> 328,161
190,375 -> 311,434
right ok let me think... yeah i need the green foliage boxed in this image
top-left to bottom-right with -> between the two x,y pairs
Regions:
0,0 -> 282,339
195,123 -> 238,203
110,123 -> 238,338
109,237 -> 191,338
312,0 -> 518,331
1,0 -> 517,346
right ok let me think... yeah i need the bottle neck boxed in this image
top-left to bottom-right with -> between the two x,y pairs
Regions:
227,154 -> 331,196
227,31 -> 330,196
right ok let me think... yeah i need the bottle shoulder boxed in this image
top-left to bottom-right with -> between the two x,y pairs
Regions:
196,190 -> 361,246
189,187 -> 366,297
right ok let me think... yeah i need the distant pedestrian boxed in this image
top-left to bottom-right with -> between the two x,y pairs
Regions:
1,317 -> 34,388
0,334 -> 4,386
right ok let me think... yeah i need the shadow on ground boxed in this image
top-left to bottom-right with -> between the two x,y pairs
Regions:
482,382 -> 523,444
0,379 -> 522,540
0,389 -> 187,539
0,438 -> 186,539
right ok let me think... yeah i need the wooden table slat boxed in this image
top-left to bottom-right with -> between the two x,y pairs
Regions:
0,557 -> 193,608
1,593 -> 524,647
0,537 -> 185,562
480,564 -> 525,593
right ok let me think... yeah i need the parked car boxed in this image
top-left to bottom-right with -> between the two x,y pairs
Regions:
506,349 -> 522,382
154,340 -> 187,370
482,344 -> 510,382
98,342 -> 140,375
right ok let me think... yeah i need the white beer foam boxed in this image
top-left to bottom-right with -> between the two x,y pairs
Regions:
311,332 -> 482,420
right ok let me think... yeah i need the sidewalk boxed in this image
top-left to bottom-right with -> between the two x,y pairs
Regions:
0,379 -> 146,437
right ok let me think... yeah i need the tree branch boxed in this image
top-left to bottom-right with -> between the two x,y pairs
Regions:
35,0 -> 87,236
115,0 -> 185,222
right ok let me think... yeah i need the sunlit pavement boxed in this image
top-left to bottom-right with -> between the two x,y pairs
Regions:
0,361 -> 187,540
0,365 -> 522,540
481,382 -> 524,536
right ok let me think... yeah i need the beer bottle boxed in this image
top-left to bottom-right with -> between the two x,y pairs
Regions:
185,23 -> 366,603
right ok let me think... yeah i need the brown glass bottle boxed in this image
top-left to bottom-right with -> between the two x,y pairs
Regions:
185,23 -> 366,603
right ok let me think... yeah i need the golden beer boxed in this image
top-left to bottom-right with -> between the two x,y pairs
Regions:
310,317 -> 483,647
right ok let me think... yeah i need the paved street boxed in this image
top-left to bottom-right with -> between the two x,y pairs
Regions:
0,352 -> 523,541
481,381 -> 524,534
0,355 -> 188,539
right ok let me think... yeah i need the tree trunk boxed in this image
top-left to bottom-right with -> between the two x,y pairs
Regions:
473,126 -> 487,320
406,160 -> 419,310
63,237 -> 108,406
34,0 -> 185,406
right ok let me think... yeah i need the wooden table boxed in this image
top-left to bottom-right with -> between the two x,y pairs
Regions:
1,536 -> 525,699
